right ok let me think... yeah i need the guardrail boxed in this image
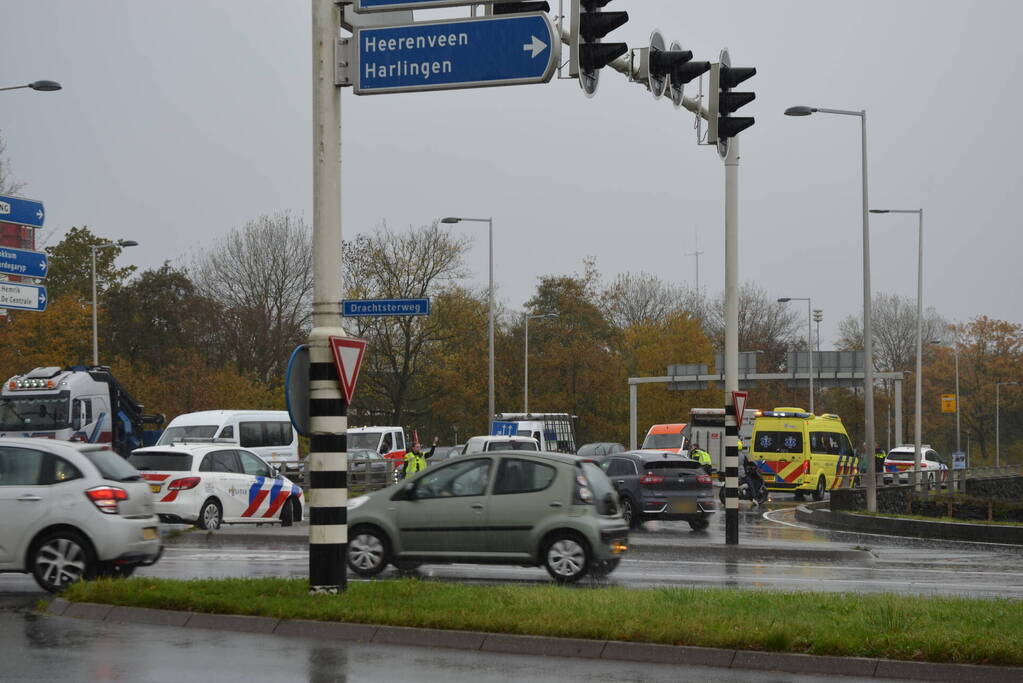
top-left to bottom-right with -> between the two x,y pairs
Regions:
348,458 -> 400,492
832,464 -> 1022,494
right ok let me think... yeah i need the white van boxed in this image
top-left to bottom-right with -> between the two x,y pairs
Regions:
156,410 -> 299,466
462,435 -> 540,454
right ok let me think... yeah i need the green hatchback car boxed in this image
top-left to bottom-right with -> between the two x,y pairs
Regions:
346,451 -> 629,583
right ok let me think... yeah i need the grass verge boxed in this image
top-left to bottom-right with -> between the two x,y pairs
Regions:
62,577 -> 1023,666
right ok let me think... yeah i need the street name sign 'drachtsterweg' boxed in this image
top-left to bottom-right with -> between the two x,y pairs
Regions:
354,13 -> 558,95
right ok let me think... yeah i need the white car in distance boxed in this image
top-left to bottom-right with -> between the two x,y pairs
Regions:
128,443 -> 303,530
0,438 -> 162,592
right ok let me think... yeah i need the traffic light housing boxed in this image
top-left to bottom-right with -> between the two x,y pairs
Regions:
708,50 -> 756,147
490,1 -> 551,14
643,31 -> 692,100
570,0 -> 629,97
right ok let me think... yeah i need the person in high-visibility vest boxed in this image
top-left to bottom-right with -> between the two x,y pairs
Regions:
690,442 -> 713,474
403,436 -> 439,479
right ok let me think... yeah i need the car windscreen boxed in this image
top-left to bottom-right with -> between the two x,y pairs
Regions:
128,451 -> 193,471
753,431 -> 803,454
642,460 -> 702,472
641,433 -> 682,449
156,425 -> 218,445
348,433 -> 381,450
84,448 -> 143,482
0,396 -> 70,431
886,453 -> 917,462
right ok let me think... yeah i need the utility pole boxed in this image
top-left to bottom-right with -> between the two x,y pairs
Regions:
686,230 -> 704,292
308,0 -> 348,595
723,136 -> 740,546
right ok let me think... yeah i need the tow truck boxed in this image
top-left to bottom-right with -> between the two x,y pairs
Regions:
0,366 -> 164,457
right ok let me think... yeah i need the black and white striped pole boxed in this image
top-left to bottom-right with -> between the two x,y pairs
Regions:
309,0 -> 348,594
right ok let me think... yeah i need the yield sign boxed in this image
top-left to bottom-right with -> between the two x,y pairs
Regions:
732,391 -> 749,426
328,336 -> 367,405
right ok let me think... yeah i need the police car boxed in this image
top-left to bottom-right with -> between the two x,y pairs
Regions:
883,445 -> 948,485
128,443 -> 303,530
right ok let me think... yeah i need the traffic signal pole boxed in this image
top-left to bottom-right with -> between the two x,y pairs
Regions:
309,0 -> 349,594
723,136 -> 740,545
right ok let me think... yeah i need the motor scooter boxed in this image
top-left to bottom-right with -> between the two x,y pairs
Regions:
718,455 -> 769,505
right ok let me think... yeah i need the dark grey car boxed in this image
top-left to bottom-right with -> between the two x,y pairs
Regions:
577,442 -> 626,458
596,451 -> 715,531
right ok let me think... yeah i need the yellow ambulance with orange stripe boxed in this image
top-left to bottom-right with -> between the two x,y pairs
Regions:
750,408 -> 859,501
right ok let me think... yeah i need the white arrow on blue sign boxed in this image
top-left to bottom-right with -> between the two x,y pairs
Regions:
354,13 -> 558,95
0,194 -> 45,229
0,246 -> 48,279
0,281 -> 47,312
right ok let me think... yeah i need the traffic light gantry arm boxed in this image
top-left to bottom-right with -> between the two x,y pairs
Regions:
558,26 -> 710,121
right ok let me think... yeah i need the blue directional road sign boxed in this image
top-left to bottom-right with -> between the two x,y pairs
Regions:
343,298 -> 431,317
356,0 -> 498,10
0,194 -> 45,229
355,13 -> 558,95
0,281 -> 47,312
0,246 -> 48,279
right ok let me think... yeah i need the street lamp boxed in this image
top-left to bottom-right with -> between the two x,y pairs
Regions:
91,240 -> 138,365
441,216 -> 494,426
778,297 -> 814,414
813,309 -> 823,353
785,104 -> 877,511
0,80 -> 62,93
871,208 -> 924,486
524,312 -> 557,413
996,381 -> 1019,467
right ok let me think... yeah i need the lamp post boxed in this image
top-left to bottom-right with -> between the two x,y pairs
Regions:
996,381 -> 1019,467
90,240 -> 138,365
524,312 -> 557,413
931,335 -> 961,458
813,309 -> 823,353
871,208 -> 924,486
0,80 -> 62,93
441,217 -> 494,426
778,297 -> 814,414
785,104 -> 876,511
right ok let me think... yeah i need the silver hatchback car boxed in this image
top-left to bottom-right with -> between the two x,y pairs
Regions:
347,451 -> 629,583
0,438 -> 162,592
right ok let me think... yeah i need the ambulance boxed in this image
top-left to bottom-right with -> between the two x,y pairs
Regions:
749,408 -> 859,501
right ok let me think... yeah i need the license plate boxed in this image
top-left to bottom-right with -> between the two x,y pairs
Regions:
149,484 -> 161,494
142,527 -> 158,541
670,499 -> 697,513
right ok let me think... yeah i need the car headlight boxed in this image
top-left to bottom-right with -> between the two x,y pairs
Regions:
348,495 -> 370,511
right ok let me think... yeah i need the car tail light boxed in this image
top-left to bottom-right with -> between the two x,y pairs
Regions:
168,477 -> 201,490
86,486 -> 129,514
639,474 -> 664,485
696,474 -> 712,485
573,472 -> 593,505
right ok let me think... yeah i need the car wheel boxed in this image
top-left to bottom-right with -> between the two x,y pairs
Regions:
196,499 -> 222,530
620,497 -> 640,529
96,562 -> 136,579
347,527 -> 389,577
542,532 -> 591,584
811,475 -> 826,502
280,497 -> 295,527
31,530 -> 95,593
688,517 -> 710,532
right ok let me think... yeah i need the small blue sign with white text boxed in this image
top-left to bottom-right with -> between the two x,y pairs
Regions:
343,298 -> 431,317
0,246 -> 48,279
0,194 -> 45,228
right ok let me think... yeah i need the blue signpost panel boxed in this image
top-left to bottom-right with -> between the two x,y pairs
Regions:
356,0 -> 497,10
0,194 -> 45,228
0,281 -> 47,312
0,246 -> 48,279
355,13 -> 558,95
343,298 -> 430,317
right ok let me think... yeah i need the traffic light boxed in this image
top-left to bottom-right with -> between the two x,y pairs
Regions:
570,0 -> 629,97
490,1 -> 551,13
708,49 -> 756,146
665,40 -> 709,108
643,32 -> 692,100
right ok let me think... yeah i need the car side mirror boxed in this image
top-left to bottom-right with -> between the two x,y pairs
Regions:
270,465 -> 281,477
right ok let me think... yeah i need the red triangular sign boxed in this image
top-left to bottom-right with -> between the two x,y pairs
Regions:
732,391 -> 748,425
328,336 -> 367,405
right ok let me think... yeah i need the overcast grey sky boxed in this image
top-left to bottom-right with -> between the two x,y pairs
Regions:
2,1 -> 1020,346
